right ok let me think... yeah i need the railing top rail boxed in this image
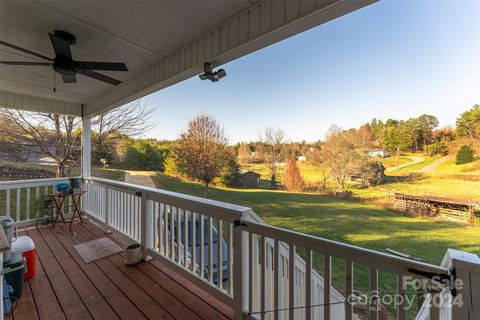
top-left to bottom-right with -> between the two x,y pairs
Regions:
0,176 -> 78,190
243,220 -> 450,279
84,176 -> 253,220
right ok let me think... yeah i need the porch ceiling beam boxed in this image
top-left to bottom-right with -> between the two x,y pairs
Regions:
85,0 -> 377,116
0,90 -> 82,116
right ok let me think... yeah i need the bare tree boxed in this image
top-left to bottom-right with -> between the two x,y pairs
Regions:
260,127 -> 286,189
320,126 -> 359,190
0,109 -> 81,177
0,100 -> 155,177
171,114 -> 229,196
92,100 -> 154,142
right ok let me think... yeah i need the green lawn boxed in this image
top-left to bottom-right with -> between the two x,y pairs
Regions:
353,158 -> 480,202
153,173 -> 480,318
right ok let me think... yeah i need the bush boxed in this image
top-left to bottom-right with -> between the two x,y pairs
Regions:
456,145 -> 475,165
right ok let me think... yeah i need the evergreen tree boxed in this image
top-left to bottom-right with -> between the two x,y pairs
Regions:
283,156 -> 305,192
456,145 -> 475,165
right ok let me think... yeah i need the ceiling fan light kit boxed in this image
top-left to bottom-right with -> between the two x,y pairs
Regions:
0,30 -> 128,86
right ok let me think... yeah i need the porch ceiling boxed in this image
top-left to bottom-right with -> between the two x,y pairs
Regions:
0,0 -> 377,117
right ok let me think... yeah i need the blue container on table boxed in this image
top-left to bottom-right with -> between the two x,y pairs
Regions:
55,183 -> 70,194
69,178 -> 81,189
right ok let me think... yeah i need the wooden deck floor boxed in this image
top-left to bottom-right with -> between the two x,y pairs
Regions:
14,221 -> 233,320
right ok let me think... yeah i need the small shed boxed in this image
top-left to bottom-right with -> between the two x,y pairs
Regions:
237,171 -> 261,188
297,155 -> 307,162
367,149 -> 390,158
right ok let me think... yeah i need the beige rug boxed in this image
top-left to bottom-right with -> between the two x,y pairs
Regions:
74,237 -> 123,264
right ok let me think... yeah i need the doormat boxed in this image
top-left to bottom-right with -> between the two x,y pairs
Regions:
74,237 -> 123,263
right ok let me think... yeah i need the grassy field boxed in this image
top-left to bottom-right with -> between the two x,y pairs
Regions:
354,157 -> 480,202
153,172 -> 480,317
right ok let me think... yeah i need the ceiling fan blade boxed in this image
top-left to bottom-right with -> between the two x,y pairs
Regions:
61,74 -> 77,83
48,33 -> 72,58
0,40 -> 53,61
79,70 -> 121,86
0,61 -> 52,66
75,61 -> 128,72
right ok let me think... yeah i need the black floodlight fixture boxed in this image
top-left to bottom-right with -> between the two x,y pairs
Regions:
199,62 -> 227,82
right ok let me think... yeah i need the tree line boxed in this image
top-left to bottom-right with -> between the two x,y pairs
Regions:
0,102 -> 478,194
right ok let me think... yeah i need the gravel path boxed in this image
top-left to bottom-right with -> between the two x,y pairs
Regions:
385,156 -> 424,172
124,170 -> 156,188
414,156 -> 449,173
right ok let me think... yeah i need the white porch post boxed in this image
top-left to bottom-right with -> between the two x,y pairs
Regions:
81,115 -> 91,177
442,249 -> 480,320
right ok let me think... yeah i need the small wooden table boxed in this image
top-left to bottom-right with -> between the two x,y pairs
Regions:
52,191 -> 86,231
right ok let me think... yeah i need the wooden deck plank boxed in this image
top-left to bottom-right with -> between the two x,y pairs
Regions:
81,221 -> 233,320
70,223 -> 174,320
15,222 -> 232,320
50,226 -> 147,320
108,254 -> 202,320
38,226 -> 120,320
13,280 -> 39,320
27,227 -> 92,320
150,259 -> 234,319
21,230 -> 65,320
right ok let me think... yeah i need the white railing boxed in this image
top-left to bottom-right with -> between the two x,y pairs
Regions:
238,220 -> 455,320
83,176 -> 252,306
0,177 -> 74,226
1,176 -> 479,320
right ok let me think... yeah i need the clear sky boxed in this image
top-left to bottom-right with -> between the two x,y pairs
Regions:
143,0 -> 480,143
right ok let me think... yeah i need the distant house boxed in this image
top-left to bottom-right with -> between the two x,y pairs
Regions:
349,162 -> 386,186
297,155 -> 307,162
237,171 -> 261,188
366,149 -> 390,158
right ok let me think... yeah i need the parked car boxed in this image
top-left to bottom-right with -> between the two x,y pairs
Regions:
161,213 -> 228,284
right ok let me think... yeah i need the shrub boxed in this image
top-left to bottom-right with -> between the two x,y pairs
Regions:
456,145 -> 475,165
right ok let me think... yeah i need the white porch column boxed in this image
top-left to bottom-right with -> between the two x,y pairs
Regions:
81,115 -> 91,177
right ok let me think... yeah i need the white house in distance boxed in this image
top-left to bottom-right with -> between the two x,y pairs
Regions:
367,148 -> 390,158
297,155 -> 307,161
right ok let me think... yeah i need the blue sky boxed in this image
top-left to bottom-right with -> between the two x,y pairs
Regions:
143,0 -> 480,143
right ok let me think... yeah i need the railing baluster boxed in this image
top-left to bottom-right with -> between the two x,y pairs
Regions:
177,208 -> 182,264
217,219 -> 223,289
208,216 -> 213,283
289,244 -> 296,320
306,249 -> 312,320
397,275 -> 406,320
35,187 -> 39,220
6,189 -> 10,216
158,203 -> 163,253
16,189 -> 20,222
200,214 -> 205,278
191,211 -> 196,273
249,232 -> 254,314
274,239 -> 280,320
260,236 -> 266,320
184,210 -> 189,268
228,222 -> 233,295
26,188 -> 30,221
345,261 -> 353,320
170,206 -> 175,260
369,268 -> 379,320
164,204 -> 169,256
324,254 -> 331,320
